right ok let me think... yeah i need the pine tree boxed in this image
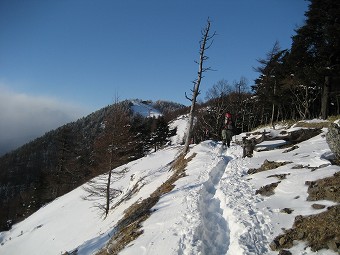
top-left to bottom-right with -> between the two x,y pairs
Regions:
290,0 -> 340,118
253,41 -> 287,125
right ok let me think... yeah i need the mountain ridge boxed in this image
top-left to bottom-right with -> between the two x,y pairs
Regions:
0,99 -> 186,231
0,117 -> 338,255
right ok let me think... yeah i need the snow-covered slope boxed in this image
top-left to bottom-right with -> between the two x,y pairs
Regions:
0,118 -> 339,255
168,114 -> 188,145
130,100 -> 162,118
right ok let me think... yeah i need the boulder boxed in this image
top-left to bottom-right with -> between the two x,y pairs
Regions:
326,123 -> 340,160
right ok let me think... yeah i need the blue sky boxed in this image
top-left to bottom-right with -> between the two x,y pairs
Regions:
0,0 -> 308,154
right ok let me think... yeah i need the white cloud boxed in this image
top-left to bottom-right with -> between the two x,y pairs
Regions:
0,86 -> 88,155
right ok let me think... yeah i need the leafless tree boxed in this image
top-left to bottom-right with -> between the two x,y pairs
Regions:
203,79 -> 232,137
288,76 -> 320,119
183,18 -> 215,154
83,97 -> 131,217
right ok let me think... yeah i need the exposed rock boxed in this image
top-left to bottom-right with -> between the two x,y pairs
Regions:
269,240 -> 279,250
306,172 -> 340,202
255,181 -> 281,196
242,128 -> 321,158
278,249 -> 292,255
287,128 -> 322,143
283,145 -> 299,153
312,204 -> 326,210
248,160 -> 292,175
242,136 -> 258,158
293,164 -> 308,169
280,208 -> 294,214
270,205 -> 340,252
267,173 -> 290,180
293,163 -> 330,171
326,123 -> 340,160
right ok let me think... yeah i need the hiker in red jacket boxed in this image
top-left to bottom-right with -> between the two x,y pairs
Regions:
221,112 -> 234,148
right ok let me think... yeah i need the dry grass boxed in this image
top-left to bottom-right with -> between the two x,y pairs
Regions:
248,160 -> 292,175
270,205 -> 340,252
294,121 -> 331,129
327,115 -> 340,123
110,177 -> 146,210
307,171 -> 340,203
95,152 -> 197,255
255,181 -> 281,196
294,115 -> 340,129
250,116 -> 340,132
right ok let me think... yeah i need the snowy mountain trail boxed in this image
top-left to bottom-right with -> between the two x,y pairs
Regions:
194,153 -> 230,255
120,141 -> 234,255
217,148 -> 272,255
175,142 -> 273,255
0,118 -> 339,255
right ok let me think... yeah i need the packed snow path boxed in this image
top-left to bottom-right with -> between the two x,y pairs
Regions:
176,141 -> 272,255
194,154 -> 230,254
217,148 -> 272,255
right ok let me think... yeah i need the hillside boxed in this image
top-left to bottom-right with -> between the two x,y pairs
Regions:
0,117 -> 339,255
0,99 -> 185,232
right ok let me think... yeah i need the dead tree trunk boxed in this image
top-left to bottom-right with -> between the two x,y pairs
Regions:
183,18 -> 215,155
320,75 -> 330,119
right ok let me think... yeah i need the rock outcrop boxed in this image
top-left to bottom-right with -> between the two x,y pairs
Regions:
326,123 -> 340,161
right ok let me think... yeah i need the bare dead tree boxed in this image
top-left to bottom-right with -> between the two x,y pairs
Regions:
183,18 -> 216,154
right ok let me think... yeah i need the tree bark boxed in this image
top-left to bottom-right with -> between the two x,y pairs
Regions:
320,75 -> 330,119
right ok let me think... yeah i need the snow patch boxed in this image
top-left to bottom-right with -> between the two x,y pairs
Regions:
131,100 -> 162,118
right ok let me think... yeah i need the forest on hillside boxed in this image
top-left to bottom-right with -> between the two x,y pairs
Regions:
0,0 -> 339,233
189,0 -> 339,143
0,100 -> 180,231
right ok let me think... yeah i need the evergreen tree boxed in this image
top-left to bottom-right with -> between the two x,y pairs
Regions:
290,0 -> 340,118
253,41 -> 288,125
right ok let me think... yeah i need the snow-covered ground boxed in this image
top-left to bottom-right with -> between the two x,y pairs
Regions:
0,117 -> 339,255
131,100 -> 163,118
